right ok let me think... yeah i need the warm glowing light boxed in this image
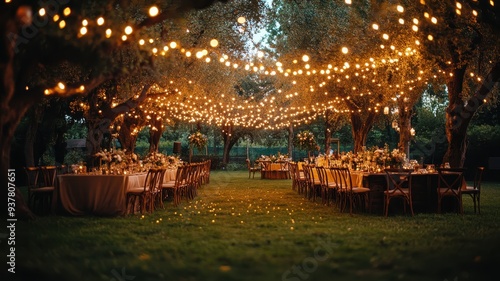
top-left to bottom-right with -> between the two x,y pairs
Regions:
149,6 -> 159,17
237,16 -> 246,24
170,41 -> 177,48
39,8 -> 46,16
82,19 -> 88,26
139,39 -> 145,45
257,51 -> 264,58
302,55 -> 309,62
412,25 -> 418,31
341,47 -> 348,54
124,26 -> 133,35
397,5 -> 404,12
210,39 -> 219,47
53,14 -> 59,22
345,0 -> 352,4
63,7 -> 71,16
57,82 -> 65,90
431,17 -> 437,24
105,29 -> 112,38
59,20 -> 66,29
382,33 -> 389,40
372,23 -> 379,30
97,17 -> 105,25
121,35 -> 127,41
80,27 -> 87,35
427,34 -> 434,41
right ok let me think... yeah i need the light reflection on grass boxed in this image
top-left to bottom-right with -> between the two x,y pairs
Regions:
16,171 -> 500,281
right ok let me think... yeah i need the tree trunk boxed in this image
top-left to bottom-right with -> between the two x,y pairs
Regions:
1,98 -> 38,220
443,61 -> 500,167
350,111 -> 376,153
148,116 -> 163,153
397,106 -> 412,158
287,124 -> 294,159
118,123 -> 138,153
222,124 -> 233,165
24,106 -> 43,167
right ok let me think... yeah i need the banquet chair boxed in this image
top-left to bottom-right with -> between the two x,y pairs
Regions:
288,162 -> 297,191
315,166 -> 338,206
436,168 -> 466,214
151,168 -> 166,210
336,167 -> 370,214
126,168 -> 163,214
461,166 -> 484,214
200,160 -> 211,185
28,166 -> 57,214
162,165 -> 189,206
279,161 -> 290,179
246,159 -> 261,179
383,169 -> 414,217
303,164 -> 320,201
187,163 -> 202,200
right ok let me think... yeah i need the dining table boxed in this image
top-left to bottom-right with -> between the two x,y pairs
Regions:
260,161 -> 291,179
52,169 -> 176,216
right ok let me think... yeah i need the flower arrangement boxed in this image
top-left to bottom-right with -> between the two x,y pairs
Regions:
336,144 -> 406,170
295,130 -> 319,152
188,131 -> 208,151
142,152 -> 181,168
95,148 -> 137,164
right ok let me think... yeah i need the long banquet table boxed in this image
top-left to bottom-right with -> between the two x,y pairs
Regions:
362,172 -> 461,214
53,170 -> 176,216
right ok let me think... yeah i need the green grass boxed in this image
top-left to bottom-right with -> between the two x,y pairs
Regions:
15,171 -> 500,281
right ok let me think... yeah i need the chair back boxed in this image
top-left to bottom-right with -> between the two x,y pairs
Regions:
437,168 -> 465,194
40,166 -> 57,187
472,167 -> 485,191
24,167 -> 40,189
315,166 -> 329,187
144,168 -> 164,193
384,169 -> 412,193
336,167 -> 353,191
288,162 -> 296,180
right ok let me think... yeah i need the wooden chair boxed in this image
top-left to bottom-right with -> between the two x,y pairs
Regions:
246,159 -> 261,179
26,166 -> 56,214
436,168 -> 466,214
127,168 -> 163,214
162,165 -> 189,206
315,166 -> 338,206
151,168 -> 166,210
461,166 -> 484,214
383,169 -> 414,217
302,164 -> 320,201
336,167 -> 370,214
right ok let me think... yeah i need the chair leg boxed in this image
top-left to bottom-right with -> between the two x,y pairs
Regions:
477,195 -> 480,214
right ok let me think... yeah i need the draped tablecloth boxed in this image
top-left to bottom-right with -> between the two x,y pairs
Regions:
54,173 -> 148,216
261,162 -> 290,179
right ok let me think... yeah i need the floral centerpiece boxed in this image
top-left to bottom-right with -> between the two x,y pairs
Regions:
295,130 -> 319,157
142,152 -> 181,169
188,131 -> 208,151
95,148 -> 138,172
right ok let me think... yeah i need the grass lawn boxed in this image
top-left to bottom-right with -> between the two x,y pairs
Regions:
13,171 -> 500,281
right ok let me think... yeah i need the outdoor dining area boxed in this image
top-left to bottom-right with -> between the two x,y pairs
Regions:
24,160 -> 211,216
285,155 -> 485,216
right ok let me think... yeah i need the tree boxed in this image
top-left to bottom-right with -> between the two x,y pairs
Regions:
1,0 -> 239,219
397,0 -> 500,167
